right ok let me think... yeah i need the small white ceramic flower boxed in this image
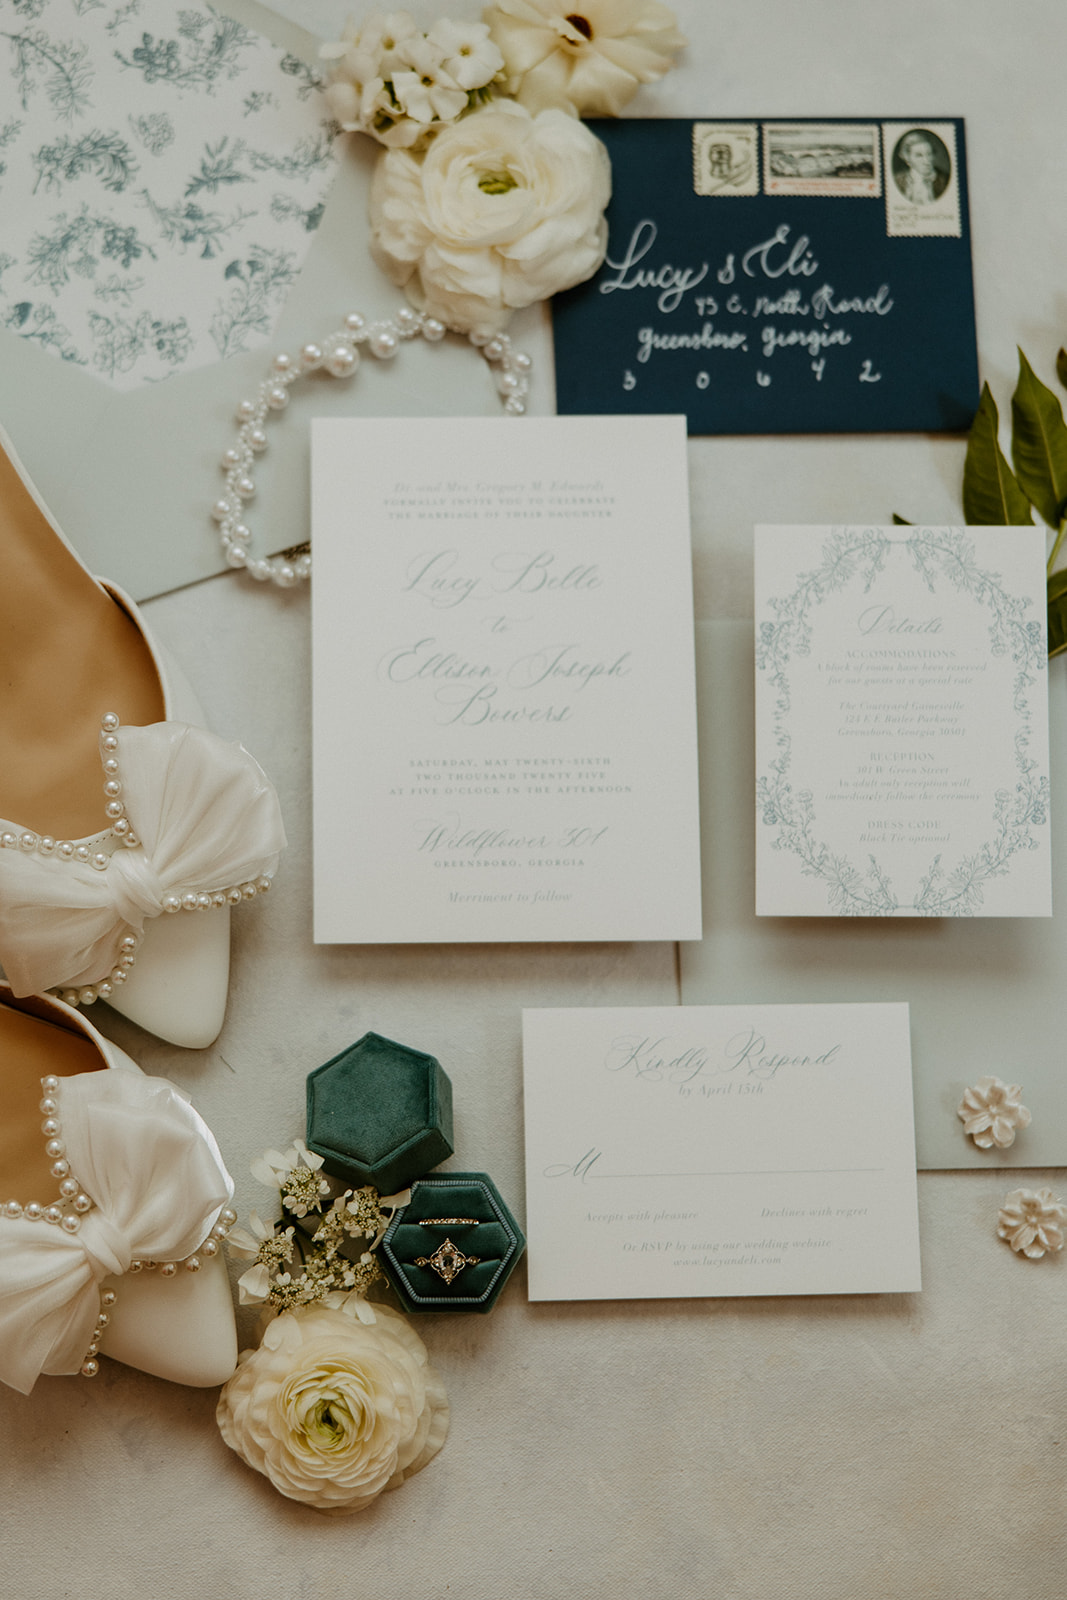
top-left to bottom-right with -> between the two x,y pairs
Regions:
997,1187 -> 1067,1259
957,1076 -> 1032,1150
483,0 -> 686,116
369,99 -> 610,337
217,1301 -> 449,1514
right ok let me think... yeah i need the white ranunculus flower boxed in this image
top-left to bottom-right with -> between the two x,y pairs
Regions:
483,0 -> 686,116
369,100 -> 611,338
217,1302 -> 449,1514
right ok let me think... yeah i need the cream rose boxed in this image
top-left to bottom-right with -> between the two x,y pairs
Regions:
216,1302 -> 449,1514
369,99 -> 611,338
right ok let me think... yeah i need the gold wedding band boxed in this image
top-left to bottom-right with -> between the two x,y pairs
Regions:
420,1216 -> 480,1227
414,1238 -> 481,1285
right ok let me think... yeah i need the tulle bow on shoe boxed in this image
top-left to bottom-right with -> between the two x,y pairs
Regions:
0,720 -> 285,1000
0,1070 -> 234,1394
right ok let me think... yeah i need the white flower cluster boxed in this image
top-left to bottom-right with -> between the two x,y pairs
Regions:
322,11 -> 505,148
322,4 -> 686,343
228,1139 -> 399,1308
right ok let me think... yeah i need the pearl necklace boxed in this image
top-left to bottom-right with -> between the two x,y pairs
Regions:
211,308 -> 533,589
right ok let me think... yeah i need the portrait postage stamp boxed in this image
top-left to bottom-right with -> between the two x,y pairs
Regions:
883,123 -> 961,237
763,124 -> 881,196
692,123 -> 759,196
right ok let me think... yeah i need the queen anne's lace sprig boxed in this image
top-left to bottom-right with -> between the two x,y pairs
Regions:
228,1140 -> 402,1308
957,1077 -> 1032,1150
997,1188 -> 1067,1259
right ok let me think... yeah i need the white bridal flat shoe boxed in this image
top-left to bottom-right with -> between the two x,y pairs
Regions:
0,985 -> 239,1393
0,425 -> 285,1048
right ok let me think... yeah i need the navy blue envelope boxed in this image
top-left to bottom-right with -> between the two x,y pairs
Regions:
552,118 -> 978,435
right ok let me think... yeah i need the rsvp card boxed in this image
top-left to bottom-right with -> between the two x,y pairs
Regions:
523,1003 -> 921,1299
311,416 -> 701,943
755,526 -> 1052,917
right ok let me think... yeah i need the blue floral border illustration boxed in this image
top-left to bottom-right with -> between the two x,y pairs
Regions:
756,527 -> 1049,915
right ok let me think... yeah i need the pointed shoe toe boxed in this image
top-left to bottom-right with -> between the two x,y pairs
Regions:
110,904 -> 232,1051
0,426 -> 285,1049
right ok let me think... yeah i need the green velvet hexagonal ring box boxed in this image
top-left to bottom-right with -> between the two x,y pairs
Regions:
380,1171 -> 525,1313
305,1032 -> 454,1195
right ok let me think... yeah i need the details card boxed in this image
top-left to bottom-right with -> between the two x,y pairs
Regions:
311,415 -> 702,943
551,118 -> 978,434
522,1003 -> 921,1300
754,526 -> 1052,917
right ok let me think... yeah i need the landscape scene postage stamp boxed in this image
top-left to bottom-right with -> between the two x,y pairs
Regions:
764,124 -> 881,196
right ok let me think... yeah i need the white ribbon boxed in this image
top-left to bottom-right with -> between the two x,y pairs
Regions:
0,1071 -> 234,1394
0,721 -> 286,996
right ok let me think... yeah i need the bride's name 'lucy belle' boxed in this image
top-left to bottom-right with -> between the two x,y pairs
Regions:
402,549 -> 601,608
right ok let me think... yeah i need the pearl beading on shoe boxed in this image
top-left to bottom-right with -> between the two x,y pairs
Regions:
0,1076 -> 240,1378
0,714 -> 275,1010
3,1076 -> 95,1237
2,1075 -> 100,1374
210,310 -> 533,588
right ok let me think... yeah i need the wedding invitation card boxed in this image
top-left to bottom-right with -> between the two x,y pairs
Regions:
552,118 -> 978,434
523,1003 -> 921,1300
311,415 -> 701,943
755,525 -> 1051,917
682,623 -> 1067,1170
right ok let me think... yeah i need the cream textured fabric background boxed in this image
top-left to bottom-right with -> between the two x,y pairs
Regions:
3,1 -> 1066,1594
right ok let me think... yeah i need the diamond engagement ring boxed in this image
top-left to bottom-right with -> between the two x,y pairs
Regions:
414,1239 -> 482,1284
420,1217 -> 480,1227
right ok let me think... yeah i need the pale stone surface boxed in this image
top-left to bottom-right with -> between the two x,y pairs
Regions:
4,1 -> 1067,1594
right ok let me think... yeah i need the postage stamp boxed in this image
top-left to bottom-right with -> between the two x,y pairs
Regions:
692,123 -> 759,196
882,122 -> 961,237
763,123 -> 881,196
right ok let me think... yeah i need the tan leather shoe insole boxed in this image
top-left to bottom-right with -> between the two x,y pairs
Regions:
0,996 -> 107,1204
0,447 -> 165,841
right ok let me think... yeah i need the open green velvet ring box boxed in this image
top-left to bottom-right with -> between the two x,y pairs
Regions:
305,1032 -> 454,1194
381,1172 -> 525,1313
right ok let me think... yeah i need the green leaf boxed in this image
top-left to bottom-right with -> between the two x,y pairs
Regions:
1057,348 -> 1067,391
1011,349 -> 1067,528
1048,568 -> 1067,658
891,513 -> 912,525
962,382 -> 1034,525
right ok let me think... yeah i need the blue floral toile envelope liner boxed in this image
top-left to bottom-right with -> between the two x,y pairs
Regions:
551,118 -> 978,435
0,0 -> 336,390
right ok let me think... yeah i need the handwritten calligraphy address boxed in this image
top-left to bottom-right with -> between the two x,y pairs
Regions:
600,219 -> 893,390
